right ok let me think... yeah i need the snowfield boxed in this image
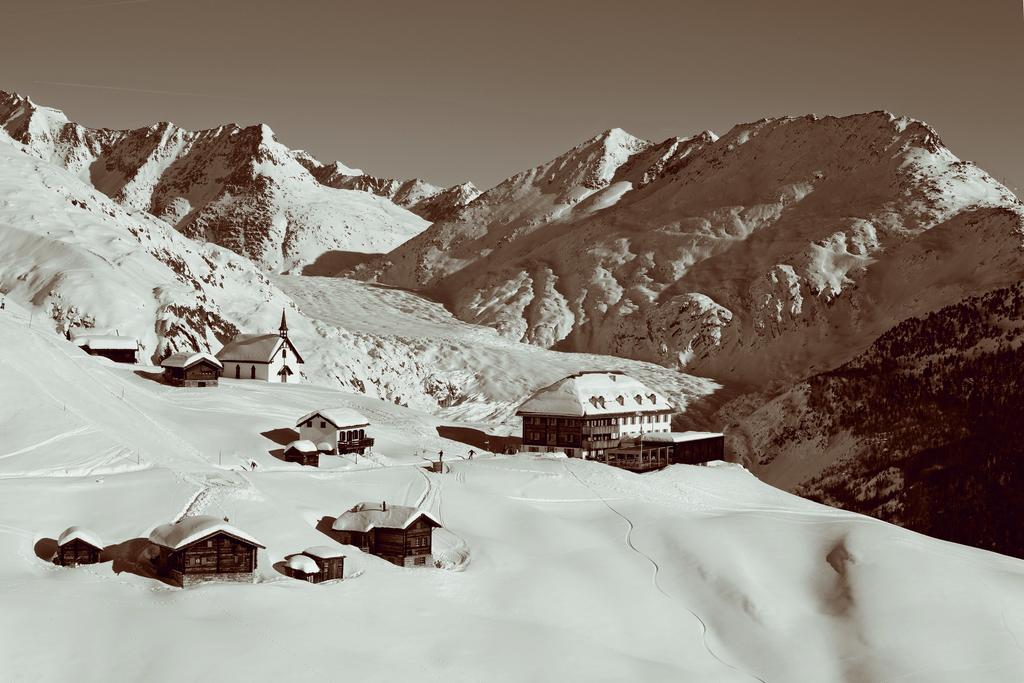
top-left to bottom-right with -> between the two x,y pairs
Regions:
1,304 -> 1024,682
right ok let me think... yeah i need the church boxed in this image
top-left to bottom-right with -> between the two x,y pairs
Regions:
216,310 -> 304,383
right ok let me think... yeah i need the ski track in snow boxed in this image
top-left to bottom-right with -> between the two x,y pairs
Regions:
0,425 -> 95,460
562,461 -> 768,683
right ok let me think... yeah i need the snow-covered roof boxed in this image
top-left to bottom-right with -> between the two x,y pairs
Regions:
285,554 -> 320,573
316,442 -> 334,452
76,335 -> 138,351
639,431 -> 724,444
285,440 -> 318,454
303,545 -> 346,559
516,371 -> 673,417
296,408 -> 369,429
217,334 -> 304,363
148,515 -> 264,550
161,351 -> 223,369
332,503 -> 441,533
57,526 -> 103,549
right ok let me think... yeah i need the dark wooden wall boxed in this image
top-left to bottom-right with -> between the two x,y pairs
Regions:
56,539 -> 101,566
165,533 -> 257,576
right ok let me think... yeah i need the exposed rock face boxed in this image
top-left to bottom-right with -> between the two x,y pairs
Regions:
0,91 -> 430,272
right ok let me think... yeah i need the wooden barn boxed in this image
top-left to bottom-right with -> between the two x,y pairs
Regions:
72,334 -> 139,364
55,526 -> 103,567
148,516 -> 264,587
295,408 -> 374,456
160,352 -> 223,388
641,431 -> 726,465
331,502 -> 440,567
283,440 -> 319,467
282,546 -> 345,583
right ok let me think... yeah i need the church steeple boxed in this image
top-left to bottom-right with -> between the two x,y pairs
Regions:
279,308 -> 289,339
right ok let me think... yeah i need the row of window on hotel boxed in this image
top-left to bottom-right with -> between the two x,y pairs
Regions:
523,414 -> 669,426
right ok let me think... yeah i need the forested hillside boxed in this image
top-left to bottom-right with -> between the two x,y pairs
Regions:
792,284 -> 1024,556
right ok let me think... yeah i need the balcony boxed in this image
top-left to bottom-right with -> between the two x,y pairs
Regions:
336,438 -> 375,455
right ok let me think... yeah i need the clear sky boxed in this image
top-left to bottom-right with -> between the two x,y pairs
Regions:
1,0 -> 1021,193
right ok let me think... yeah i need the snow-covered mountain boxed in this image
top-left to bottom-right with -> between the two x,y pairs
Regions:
0,91 -> 431,272
360,114 -> 1024,391
0,121 -> 711,422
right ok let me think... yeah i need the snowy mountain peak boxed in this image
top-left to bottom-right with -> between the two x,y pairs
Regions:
0,91 -> 433,272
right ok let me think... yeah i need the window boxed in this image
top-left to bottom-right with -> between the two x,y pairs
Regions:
414,556 -> 426,565
306,420 -> 312,428
235,365 -> 240,379
250,365 -> 256,379
320,421 -> 326,428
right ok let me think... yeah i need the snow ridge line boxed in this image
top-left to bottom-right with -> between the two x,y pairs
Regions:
562,462 -> 768,683
172,486 -> 208,523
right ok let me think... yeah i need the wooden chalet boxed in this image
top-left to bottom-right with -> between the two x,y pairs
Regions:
517,371 -> 674,460
161,352 -> 223,388
282,546 -> 345,583
55,526 -> 103,567
283,440 -> 319,467
296,408 -> 374,456
216,309 -> 304,383
148,516 -> 264,587
72,334 -> 139,364
331,502 -> 440,567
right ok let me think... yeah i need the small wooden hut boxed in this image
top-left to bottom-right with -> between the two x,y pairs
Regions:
55,526 -> 103,567
160,352 -> 223,388
283,440 -> 319,467
331,502 -> 440,567
283,554 -> 322,583
302,546 -> 345,581
148,516 -> 263,587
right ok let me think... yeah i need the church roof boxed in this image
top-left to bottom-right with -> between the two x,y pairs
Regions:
216,334 -> 304,364
516,371 -> 673,417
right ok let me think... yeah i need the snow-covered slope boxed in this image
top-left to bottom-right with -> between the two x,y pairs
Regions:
0,91 -> 429,272
361,114 -> 1024,389
2,308 -> 1024,682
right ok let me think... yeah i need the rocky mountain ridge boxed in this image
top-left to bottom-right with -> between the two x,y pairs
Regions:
358,112 -> 1023,391
0,91 -> 472,272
